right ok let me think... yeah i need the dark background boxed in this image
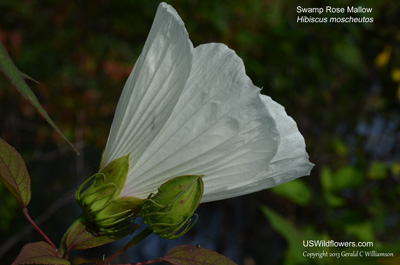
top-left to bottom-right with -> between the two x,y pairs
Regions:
1,0 -> 399,264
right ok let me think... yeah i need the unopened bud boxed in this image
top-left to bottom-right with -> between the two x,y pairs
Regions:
141,175 -> 204,239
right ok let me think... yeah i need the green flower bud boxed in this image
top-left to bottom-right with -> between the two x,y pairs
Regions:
141,175 -> 204,239
75,155 -> 144,237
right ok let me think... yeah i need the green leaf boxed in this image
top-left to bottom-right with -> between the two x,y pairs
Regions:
0,137 -> 31,208
260,205 -> 325,265
390,162 -> 400,176
163,245 -> 237,265
367,161 -> 387,180
271,179 -> 312,206
320,166 -> 333,191
323,190 -> 345,207
61,217 -> 132,252
333,38 -> 364,71
344,221 -> 374,241
321,166 -> 363,191
0,184 -> 19,232
0,41 -> 78,153
333,166 -> 364,189
332,137 -> 348,157
12,241 -> 70,265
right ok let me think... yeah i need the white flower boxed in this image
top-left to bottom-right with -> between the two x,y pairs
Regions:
100,2 -> 313,203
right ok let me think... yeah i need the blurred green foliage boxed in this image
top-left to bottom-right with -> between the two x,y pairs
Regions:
261,205 -> 400,265
0,184 -> 19,232
0,0 -> 399,264
271,179 -> 313,206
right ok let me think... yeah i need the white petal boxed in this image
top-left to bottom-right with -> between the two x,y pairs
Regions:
120,43 -> 282,200
101,3 -> 193,170
201,95 -> 314,202
104,2 -> 313,202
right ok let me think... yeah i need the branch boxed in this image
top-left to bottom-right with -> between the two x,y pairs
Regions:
0,188 -> 75,259
22,208 -> 57,249
96,228 -> 152,265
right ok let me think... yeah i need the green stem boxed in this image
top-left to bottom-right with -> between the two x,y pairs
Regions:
97,227 -> 152,265
23,208 -> 57,250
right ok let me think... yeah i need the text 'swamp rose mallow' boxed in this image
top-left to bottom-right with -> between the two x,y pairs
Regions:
75,2 -> 313,240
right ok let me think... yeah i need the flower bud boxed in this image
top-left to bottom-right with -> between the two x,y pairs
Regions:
75,155 -> 144,237
141,175 -> 204,239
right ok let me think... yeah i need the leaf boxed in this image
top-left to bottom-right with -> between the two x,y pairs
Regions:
390,162 -> 400,176
367,161 -> 387,180
321,166 -> 363,191
334,38 -> 364,71
334,166 -> 364,189
344,221 -> 374,241
0,137 -> 31,208
163,245 -> 237,265
0,41 -> 78,153
323,190 -> 345,207
271,179 -> 312,206
63,217 -> 129,251
12,241 -> 70,265
332,137 -> 348,157
320,166 -> 334,191
260,205 -> 325,265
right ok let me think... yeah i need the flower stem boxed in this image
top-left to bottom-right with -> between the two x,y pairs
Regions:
97,227 -> 152,265
22,208 -> 57,249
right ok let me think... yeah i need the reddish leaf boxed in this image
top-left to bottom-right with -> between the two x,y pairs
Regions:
163,245 -> 237,265
64,218 -> 130,251
0,137 -> 31,208
12,241 -> 70,265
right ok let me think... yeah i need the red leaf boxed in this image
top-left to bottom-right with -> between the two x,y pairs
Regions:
0,137 -> 31,208
163,245 -> 237,265
12,241 -> 70,265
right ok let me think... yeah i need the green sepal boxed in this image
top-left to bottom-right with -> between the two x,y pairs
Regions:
59,215 -> 139,257
92,154 -> 130,196
75,154 -> 144,238
94,196 -> 144,234
142,175 -> 204,239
